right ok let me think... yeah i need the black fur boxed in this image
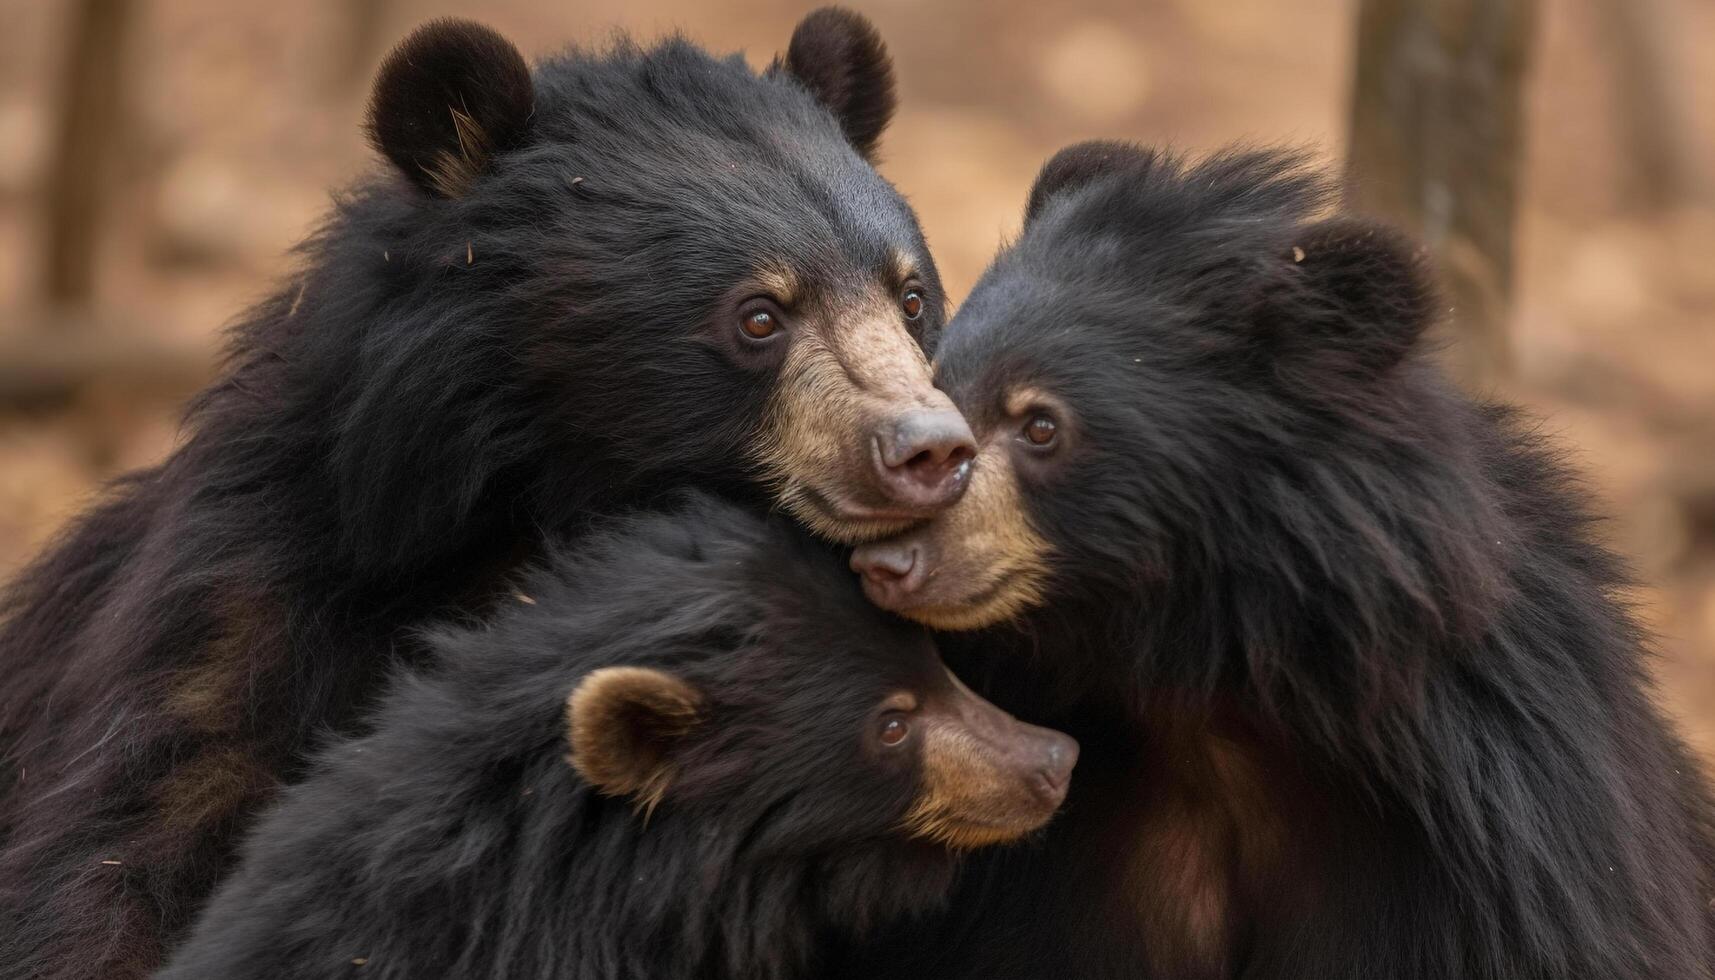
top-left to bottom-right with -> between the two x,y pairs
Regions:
852,143 -> 1715,978
1021,138 -> 1142,225
155,497 -> 960,980
0,14 -> 941,979
771,7 -> 896,161
364,19 -> 535,198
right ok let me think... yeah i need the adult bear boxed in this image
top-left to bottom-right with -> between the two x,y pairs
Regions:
157,495 -> 1076,980
850,143 -> 1715,978
0,11 -> 970,978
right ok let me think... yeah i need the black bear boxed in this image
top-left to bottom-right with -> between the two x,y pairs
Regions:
0,11 -> 973,978
153,495 -> 1076,980
849,143 -> 1715,978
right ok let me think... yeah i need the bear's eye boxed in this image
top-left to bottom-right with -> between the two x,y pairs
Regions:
901,289 -> 925,321
1023,415 -> 1058,447
877,713 -> 911,747
740,309 -> 779,340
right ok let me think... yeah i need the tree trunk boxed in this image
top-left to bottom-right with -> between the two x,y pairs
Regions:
1345,0 -> 1539,388
326,0 -> 391,95
1591,0 -> 1694,212
43,0 -> 133,308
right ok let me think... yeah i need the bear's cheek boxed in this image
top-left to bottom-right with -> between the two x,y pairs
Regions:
921,444 -> 1055,628
851,441 -> 1053,632
747,300 -> 972,543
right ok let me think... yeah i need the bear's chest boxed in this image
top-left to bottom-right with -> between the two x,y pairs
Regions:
1112,707 -> 1326,979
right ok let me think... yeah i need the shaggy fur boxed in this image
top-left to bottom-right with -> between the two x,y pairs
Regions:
154,497 -> 981,980
0,13 -> 947,978
846,143 -> 1715,978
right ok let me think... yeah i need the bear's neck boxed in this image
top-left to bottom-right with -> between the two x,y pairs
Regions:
164,310 -> 667,611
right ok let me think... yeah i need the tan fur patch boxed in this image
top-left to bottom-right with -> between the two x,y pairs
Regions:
890,248 -> 917,287
901,721 -> 1025,850
752,266 -> 800,309
890,443 -> 1053,631
425,101 -> 490,198
750,288 -> 950,543
1004,385 -> 1069,423
1130,779 -> 1236,975
165,659 -> 248,736
1206,731 -> 1290,872
152,746 -> 274,833
147,593 -> 286,855
565,667 -> 702,817
1127,718 -> 1290,979
900,670 -> 1060,849
167,591 -> 283,735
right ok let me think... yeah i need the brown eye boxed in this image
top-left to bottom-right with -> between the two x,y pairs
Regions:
1023,414 -> 1058,446
878,714 -> 911,747
740,309 -> 778,339
901,289 -> 924,321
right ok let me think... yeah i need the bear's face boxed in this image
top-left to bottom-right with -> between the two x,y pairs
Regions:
851,143 -> 1437,630
563,533 -> 1077,857
350,14 -> 974,547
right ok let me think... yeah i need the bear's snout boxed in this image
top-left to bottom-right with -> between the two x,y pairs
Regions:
872,410 -> 976,510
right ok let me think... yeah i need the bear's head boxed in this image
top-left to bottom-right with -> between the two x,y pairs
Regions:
851,143 -> 1506,662
555,500 -> 1076,874
294,11 -> 974,568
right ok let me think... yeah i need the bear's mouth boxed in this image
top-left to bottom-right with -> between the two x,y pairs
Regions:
857,560 -> 1049,633
792,482 -> 926,543
849,436 -> 1054,629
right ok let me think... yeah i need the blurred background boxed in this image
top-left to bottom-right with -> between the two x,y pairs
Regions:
0,0 -> 1710,749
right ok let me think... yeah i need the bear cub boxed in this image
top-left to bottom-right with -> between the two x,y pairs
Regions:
157,495 -> 1075,980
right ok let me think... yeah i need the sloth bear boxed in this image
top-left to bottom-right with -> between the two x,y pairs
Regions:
155,496 -> 1075,980
0,11 -> 973,977
849,142 -> 1715,978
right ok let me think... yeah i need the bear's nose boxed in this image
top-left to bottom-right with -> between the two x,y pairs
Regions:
850,541 -> 925,603
872,410 -> 976,511
1034,731 -> 1079,802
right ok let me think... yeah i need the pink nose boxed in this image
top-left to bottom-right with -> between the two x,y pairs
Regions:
872,410 -> 976,511
849,540 -> 926,605
1033,730 -> 1079,803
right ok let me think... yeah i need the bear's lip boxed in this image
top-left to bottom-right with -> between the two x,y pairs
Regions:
857,561 -> 1022,625
797,483 -> 929,533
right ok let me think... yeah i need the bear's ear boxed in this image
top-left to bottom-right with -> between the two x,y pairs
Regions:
1274,217 -> 1439,373
772,7 -> 897,161
365,19 -> 535,198
1025,140 -> 1159,226
566,667 -> 704,814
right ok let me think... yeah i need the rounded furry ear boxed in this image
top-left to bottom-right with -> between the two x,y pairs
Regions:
1025,140 -> 1159,225
365,19 -> 534,198
566,667 -> 703,814
773,7 -> 896,161
1278,217 -> 1438,372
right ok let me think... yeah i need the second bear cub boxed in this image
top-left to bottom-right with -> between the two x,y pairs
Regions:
158,495 -> 1076,980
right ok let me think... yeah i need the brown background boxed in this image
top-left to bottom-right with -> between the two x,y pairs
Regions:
1,0 -> 1712,752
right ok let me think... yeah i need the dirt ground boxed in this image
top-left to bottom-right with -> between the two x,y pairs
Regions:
1,0 -> 1712,752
